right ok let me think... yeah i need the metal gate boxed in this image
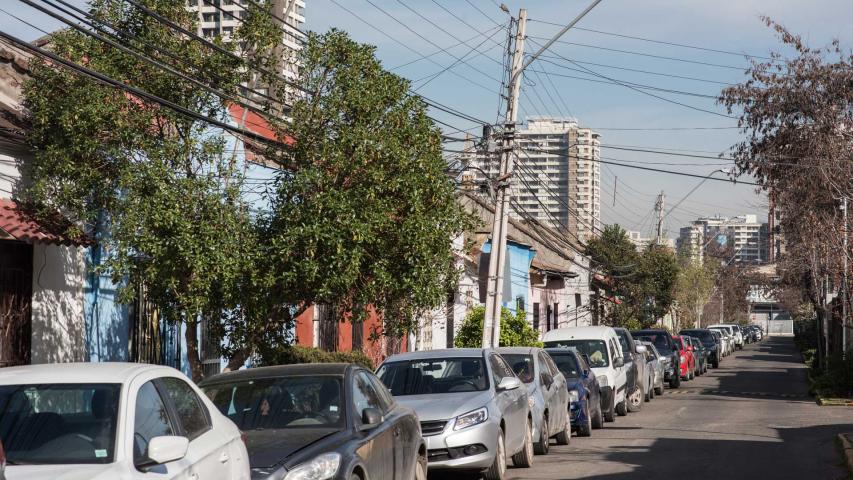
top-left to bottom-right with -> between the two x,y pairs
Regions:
0,241 -> 32,366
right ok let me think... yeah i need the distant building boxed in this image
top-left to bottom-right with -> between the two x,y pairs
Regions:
677,214 -> 769,264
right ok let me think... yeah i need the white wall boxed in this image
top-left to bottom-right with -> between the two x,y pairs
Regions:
30,243 -> 87,364
0,153 -> 18,198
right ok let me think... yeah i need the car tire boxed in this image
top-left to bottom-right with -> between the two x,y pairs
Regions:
603,394 -> 615,423
534,417 -> 549,455
483,429 -> 506,480
627,386 -> 643,412
647,382 -> 654,400
555,413 -> 572,444
512,419 -> 534,468
415,453 -> 428,480
615,398 -> 628,416
669,374 -> 681,389
592,403 -> 605,429
654,384 -> 664,396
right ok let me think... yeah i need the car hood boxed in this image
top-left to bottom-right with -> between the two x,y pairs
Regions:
244,427 -> 339,469
8,464 -> 127,480
394,391 -> 494,421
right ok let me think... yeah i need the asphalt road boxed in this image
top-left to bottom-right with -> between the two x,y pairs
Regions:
503,336 -> 853,480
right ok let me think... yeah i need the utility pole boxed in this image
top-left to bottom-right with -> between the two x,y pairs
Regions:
482,0 -> 603,348
482,9 -> 527,348
654,191 -> 665,246
842,196 -> 849,356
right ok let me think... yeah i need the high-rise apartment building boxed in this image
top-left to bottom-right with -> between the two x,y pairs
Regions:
472,117 -> 601,242
677,214 -> 768,264
189,0 -> 306,81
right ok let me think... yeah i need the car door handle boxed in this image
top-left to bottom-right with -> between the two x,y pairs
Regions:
219,451 -> 230,463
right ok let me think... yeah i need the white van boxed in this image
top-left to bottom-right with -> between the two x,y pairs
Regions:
542,326 -> 629,422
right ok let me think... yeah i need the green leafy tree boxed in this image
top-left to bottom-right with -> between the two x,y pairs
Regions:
672,258 -> 717,330
454,306 -> 542,348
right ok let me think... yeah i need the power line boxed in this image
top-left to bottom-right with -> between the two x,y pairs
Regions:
412,23 -> 505,91
527,19 -> 773,61
535,55 -> 733,86
529,65 -> 720,99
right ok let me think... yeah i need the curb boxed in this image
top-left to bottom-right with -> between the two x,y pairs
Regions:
820,397 -> 853,407
837,433 -> 853,474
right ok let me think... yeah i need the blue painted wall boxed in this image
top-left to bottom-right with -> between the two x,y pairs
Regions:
481,240 -> 536,315
84,232 -> 130,362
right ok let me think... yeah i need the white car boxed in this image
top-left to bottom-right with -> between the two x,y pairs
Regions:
708,325 -> 739,352
542,326 -> 629,422
0,363 -> 249,480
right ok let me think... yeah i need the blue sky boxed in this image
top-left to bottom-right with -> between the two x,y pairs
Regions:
6,0 -> 853,239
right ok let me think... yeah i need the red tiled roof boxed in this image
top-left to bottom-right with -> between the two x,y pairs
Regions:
0,199 -> 87,246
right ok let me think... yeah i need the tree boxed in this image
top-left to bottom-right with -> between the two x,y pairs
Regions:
454,306 -> 541,348
586,224 -> 639,283
672,258 -> 717,330
257,30 -> 473,348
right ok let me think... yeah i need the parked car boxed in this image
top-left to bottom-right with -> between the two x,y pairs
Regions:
728,324 -> 745,349
0,438 -> 5,480
687,336 -> 708,375
545,347 -> 603,437
639,341 -> 665,397
201,363 -> 425,480
496,347 -> 571,454
672,335 -> 696,381
631,329 -> 681,389
708,326 -> 734,356
680,329 -> 721,368
376,349 -> 533,480
543,326 -> 629,422
709,324 -> 742,350
613,328 -> 649,413
708,329 -> 726,361
0,362 -> 250,480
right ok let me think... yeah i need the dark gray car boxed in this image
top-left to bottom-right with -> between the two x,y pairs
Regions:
613,328 -> 649,413
200,363 -> 426,480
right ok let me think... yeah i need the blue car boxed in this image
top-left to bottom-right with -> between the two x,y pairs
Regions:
545,348 -> 604,437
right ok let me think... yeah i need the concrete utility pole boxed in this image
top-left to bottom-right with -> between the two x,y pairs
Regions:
482,9 -> 526,349
842,196 -> 848,356
482,0 -> 603,348
655,191 -> 665,246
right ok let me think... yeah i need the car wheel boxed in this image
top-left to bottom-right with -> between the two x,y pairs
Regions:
555,413 -> 571,444
603,394 -> 616,422
627,386 -> 643,412
592,402 -> 605,429
648,382 -> 654,400
534,417 -> 549,455
512,419 -> 534,468
415,453 -> 428,480
482,430 -> 506,480
615,397 -> 628,416
576,405 -> 592,437
669,374 -> 681,389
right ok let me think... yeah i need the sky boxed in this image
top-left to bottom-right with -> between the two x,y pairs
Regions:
5,0 -> 853,239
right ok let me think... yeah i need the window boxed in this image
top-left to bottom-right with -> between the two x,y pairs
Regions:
352,372 -> 384,421
540,351 -> 559,378
366,372 -> 394,413
501,354 -> 534,383
543,340 -> 609,368
516,296 -> 525,313
553,303 -> 559,329
545,304 -> 553,331
134,381 -> 175,465
377,358 -> 488,395
575,293 -> 582,307
159,377 -> 210,441
533,303 -> 540,330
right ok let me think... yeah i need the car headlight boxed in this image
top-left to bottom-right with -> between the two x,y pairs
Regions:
284,453 -> 341,480
454,407 -> 488,431
528,396 -> 535,409
568,389 -> 579,403
596,375 -> 608,387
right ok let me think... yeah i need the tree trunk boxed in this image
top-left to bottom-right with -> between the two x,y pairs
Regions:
184,320 -> 204,383
225,348 -> 250,372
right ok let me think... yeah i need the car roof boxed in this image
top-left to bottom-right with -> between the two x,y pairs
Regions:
542,326 -> 616,341
199,363 -> 352,386
0,362 -> 174,385
381,348 -> 488,363
495,346 -> 539,355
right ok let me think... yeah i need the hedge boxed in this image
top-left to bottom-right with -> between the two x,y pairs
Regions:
257,345 -> 374,370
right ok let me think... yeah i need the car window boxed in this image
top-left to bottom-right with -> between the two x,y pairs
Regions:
544,340 -> 609,368
365,371 -> 394,413
539,352 -> 558,377
352,371 -> 384,422
609,339 -> 619,360
501,354 -> 535,383
134,381 -> 175,464
159,377 -> 210,441
377,358 -> 488,395
548,351 -> 581,378
490,354 -> 515,384
615,332 -> 631,355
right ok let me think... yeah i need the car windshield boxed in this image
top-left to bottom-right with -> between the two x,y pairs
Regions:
202,376 -> 344,430
634,333 -> 672,355
547,352 -> 582,378
0,383 -> 120,465
543,340 -> 609,368
376,358 -> 488,395
682,331 -> 716,346
501,354 -> 535,383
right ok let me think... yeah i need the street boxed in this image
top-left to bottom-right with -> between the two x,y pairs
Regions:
506,337 -> 853,479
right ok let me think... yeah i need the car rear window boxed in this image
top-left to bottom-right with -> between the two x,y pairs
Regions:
501,354 -> 535,383
633,333 -> 672,354
547,351 -> 582,378
376,358 -> 488,395
543,340 -> 609,368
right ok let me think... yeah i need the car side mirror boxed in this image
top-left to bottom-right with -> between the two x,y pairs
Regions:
540,372 -> 554,388
613,357 -> 624,368
497,376 -> 522,391
635,345 -> 647,354
136,436 -> 188,470
360,407 -> 384,430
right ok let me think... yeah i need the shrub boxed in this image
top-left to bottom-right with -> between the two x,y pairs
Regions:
454,306 -> 542,348
257,345 -> 374,370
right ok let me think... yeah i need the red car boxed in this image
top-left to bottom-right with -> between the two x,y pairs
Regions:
672,335 -> 696,381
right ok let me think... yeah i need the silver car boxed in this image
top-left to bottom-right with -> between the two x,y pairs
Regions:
496,347 -> 571,455
640,341 -> 665,397
376,349 -> 534,480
